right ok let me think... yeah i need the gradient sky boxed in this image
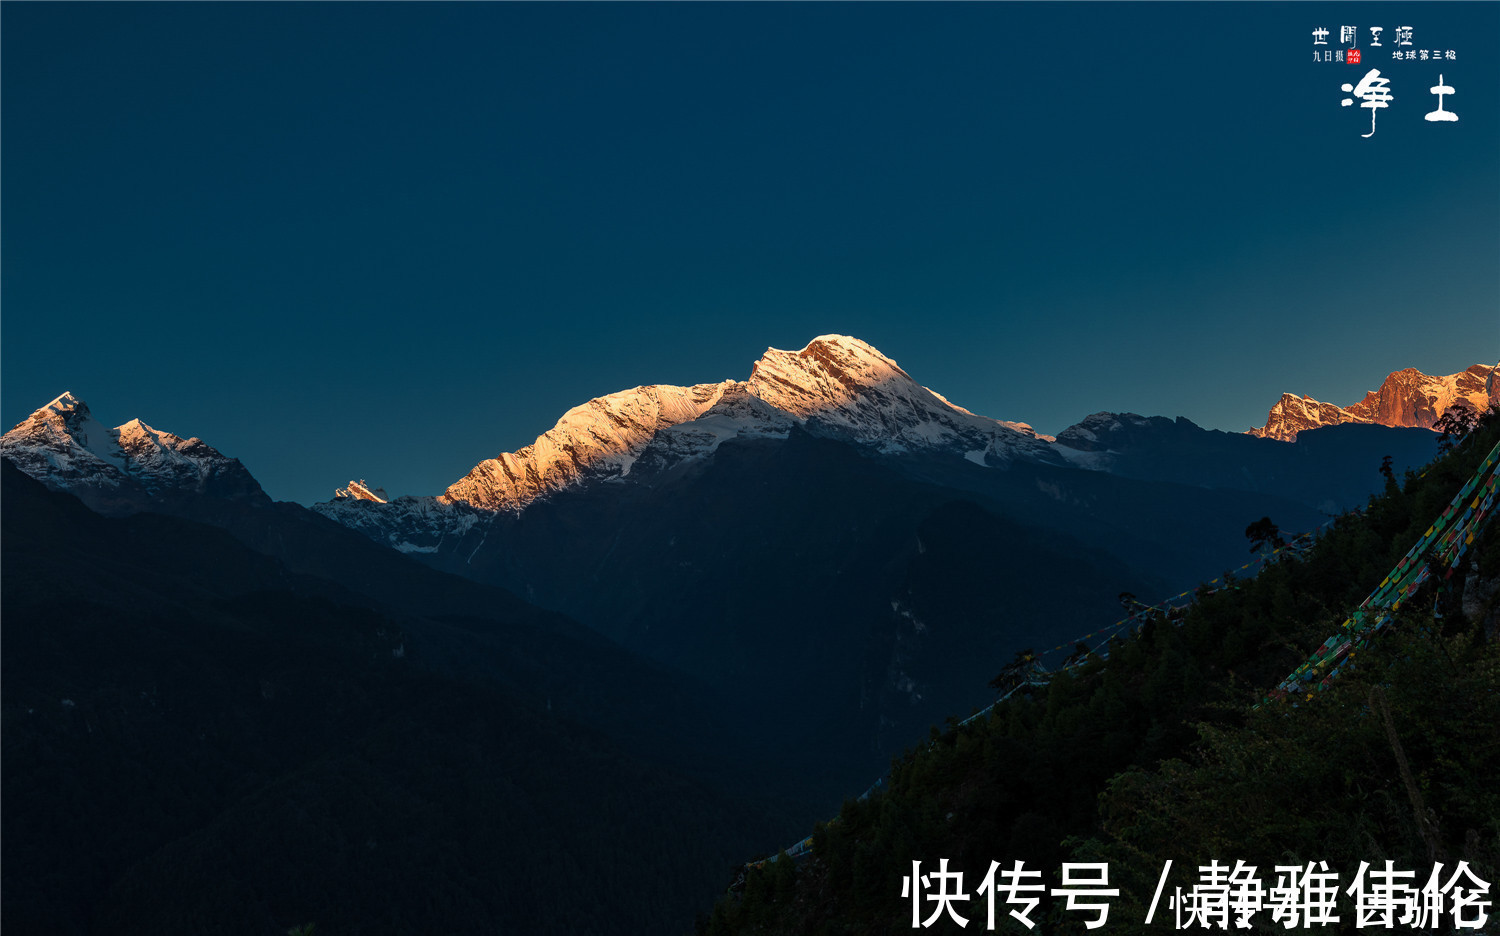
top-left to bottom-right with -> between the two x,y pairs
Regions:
4,2 -> 1497,506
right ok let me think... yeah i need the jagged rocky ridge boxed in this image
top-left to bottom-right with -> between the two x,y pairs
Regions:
1248,363 -> 1499,442
1051,411 -> 1442,515
0,391 -> 268,513
437,334 -> 1058,510
312,343 -> 1488,555
0,347 -> 1465,790
5,350 -> 1483,543
311,335 -> 1062,551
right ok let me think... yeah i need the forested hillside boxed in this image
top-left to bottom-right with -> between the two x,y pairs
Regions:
705,413 -> 1500,935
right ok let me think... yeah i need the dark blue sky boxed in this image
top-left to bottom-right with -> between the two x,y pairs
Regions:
4,3 -> 1497,505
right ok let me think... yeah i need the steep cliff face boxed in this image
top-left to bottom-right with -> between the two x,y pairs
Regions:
1250,394 -> 1364,443
1344,364 -> 1497,428
1249,363 -> 1499,442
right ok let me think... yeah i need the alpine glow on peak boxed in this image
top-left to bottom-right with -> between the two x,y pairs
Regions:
1249,363 -> 1500,442
323,335 -> 1058,518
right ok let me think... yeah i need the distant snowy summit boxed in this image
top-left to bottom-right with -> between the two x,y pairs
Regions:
321,335 -> 1061,523
0,391 -> 267,512
1249,363 -> 1500,442
335,480 -> 388,503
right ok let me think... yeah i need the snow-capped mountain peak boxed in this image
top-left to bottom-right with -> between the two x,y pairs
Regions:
14,391 -> 124,463
745,334 -> 1055,460
315,335 -> 1059,520
43,390 -> 84,415
4,392 -> 129,482
335,480 -> 389,503
746,334 -> 913,417
1,394 -> 268,510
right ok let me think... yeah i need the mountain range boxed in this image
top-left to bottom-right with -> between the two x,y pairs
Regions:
304,339 -> 1488,561
0,390 -> 269,514
1249,362 -> 1498,441
3,339 -> 1474,766
309,336 -> 1060,554
9,339 -> 1486,528
3,336 -> 1492,933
